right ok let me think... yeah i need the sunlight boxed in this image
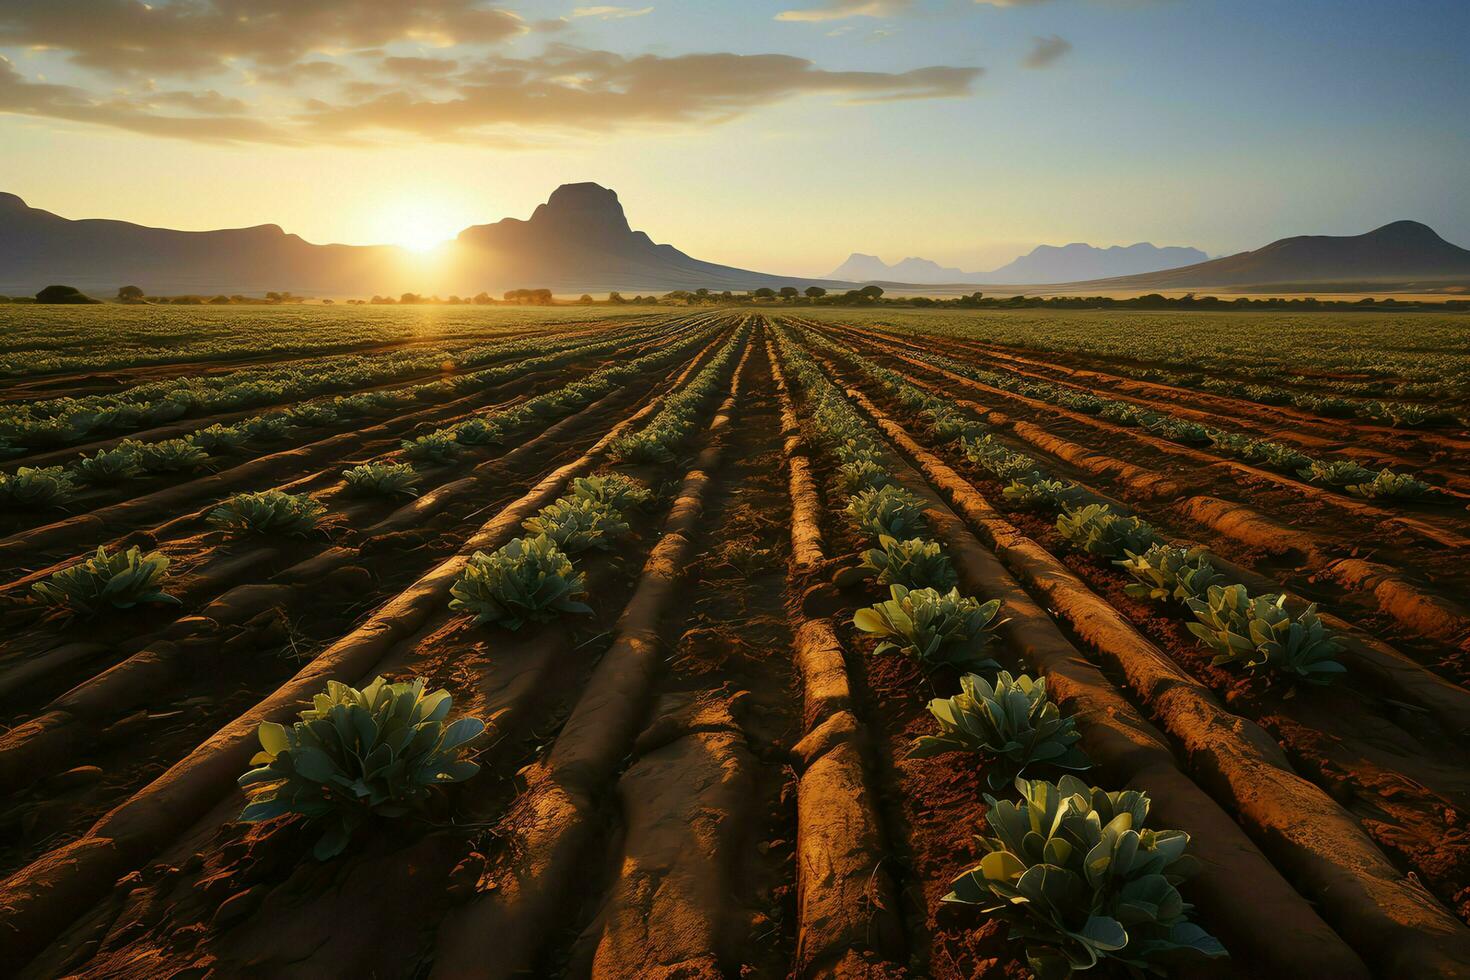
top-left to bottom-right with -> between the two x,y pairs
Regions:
374,198 -> 462,253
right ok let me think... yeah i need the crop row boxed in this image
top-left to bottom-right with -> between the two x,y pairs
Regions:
772,324 -> 1228,977
0,318 -> 694,509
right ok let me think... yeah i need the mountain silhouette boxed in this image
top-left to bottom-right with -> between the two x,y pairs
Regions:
1080,221 -> 1470,290
825,242 -> 1208,285
0,184 -> 842,296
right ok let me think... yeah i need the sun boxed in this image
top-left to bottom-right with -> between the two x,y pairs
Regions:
376,199 -> 461,253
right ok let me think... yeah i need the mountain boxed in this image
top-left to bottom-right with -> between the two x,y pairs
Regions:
1077,221 -> 1470,290
824,242 -> 1208,285
827,253 -> 972,284
0,184 -> 843,297
985,242 -> 1208,284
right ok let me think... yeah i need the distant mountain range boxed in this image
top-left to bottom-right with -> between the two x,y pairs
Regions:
826,242 -> 1209,285
2,184 -> 1467,297
1075,220 -> 1470,290
0,184 -> 844,297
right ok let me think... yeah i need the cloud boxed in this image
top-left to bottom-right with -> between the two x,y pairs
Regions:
1024,34 -> 1072,68
298,47 -> 981,139
0,0 -> 527,77
777,0 -> 913,23
571,5 -> 655,19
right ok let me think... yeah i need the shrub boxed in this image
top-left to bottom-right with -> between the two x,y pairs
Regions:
402,431 -> 462,463
945,775 -> 1226,978
237,676 -> 486,859
0,465 -> 75,507
449,534 -> 592,629
1298,459 -> 1378,487
522,496 -> 630,553
32,545 -> 179,614
909,672 -> 1090,790
1186,584 -> 1346,684
70,446 -> 143,485
570,473 -> 652,512
853,585 -> 1002,672
1056,504 -> 1161,559
846,485 -> 928,540
209,490 -> 326,536
1345,470 -> 1431,500
123,437 -> 210,473
1115,544 -> 1223,603
343,462 -> 420,498
861,535 -> 958,591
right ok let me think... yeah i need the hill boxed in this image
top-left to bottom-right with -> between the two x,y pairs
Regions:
825,241 -> 1208,285
1082,221 -> 1470,290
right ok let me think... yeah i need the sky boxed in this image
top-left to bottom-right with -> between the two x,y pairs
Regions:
1,0 -> 1467,277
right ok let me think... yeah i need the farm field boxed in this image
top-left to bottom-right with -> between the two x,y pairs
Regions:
0,306 -> 1467,979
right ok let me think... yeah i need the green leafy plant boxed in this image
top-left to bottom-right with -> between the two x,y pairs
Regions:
237,676 -> 486,859
1002,476 -> 1079,511
853,584 -> 1002,672
571,473 -> 652,511
1186,584 -> 1346,684
0,465 -> 75,507
839,459 -> 896,494
122,437 -> 210,473
452,417 -> 505,446
191,423 -> 249,453
449,534 -> 592,629
522,496 -> 630,553
909,671 -> 1090,790
241,415 -> 297,442
1056,504 -> 1161,559
1146,417 -> 1212,446
343,462 -> 420,498
962,435 -> 1038,481
846,485 -> 928,540
945,775 -> 1226,979
1115,544 -> 1224,604
70,446 -> 143,485
1250,441 -> 1311,474
208,489 -> 326,536
860,535 -> 958,591
284,402 -> 338,427
32,545 -> 179,614
1345,469 -> 1431,500
402,431 -> 462,463
1298,458 -> 1377,487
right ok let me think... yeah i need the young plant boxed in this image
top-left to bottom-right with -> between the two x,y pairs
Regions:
191,423 -> 249,453
1056,504 -> 1160,559
853,585 -> 1002,672
1251,441 -> 1311,474
945,775 -> 1226,979
846,484 -> 928,541
70,446 -> 143,485
839,459 -> 896,494
909,672 -> 1090,790
1186,584 -> 1346,684
1345,470 -> 1431,500
208,489 -> 326,536
1002,476 -> 1078,511
453,417 -> 505,446
343,462 -> 420,499
402,431 -> 462,463
1116,544 -> 1223,604
237,676 -> 486,859
122,437 -> 210,473
32,545 -> 179,615
522,496 -> 631,553
449,534 -> 592,629
571,473 -> 652,511
0,465 -> 75,507
1298,458 -> 1377,488
284,402 -> 338,427
860,535 -> 958,591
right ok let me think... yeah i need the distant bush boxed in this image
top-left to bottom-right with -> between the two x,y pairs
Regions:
35,284 -> 99,304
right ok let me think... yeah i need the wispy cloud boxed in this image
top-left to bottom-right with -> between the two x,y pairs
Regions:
1024,34 -> 1072,68
570,5 -> 655,19
777,0 -> 913,23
